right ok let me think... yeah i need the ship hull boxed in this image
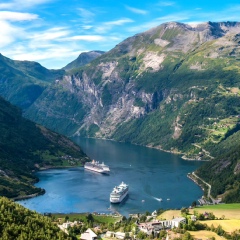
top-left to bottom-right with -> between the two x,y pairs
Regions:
110,190 -> 128,203
84,161 -> 110,174
84,166 -> 109,174
110,182 -> 129,203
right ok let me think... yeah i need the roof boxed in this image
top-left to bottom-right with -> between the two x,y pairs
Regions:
172,217 -> 186,222
80,228 -> 97,240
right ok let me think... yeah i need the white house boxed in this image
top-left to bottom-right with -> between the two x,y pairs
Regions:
62,222 -> 71,229
105,231 -> 126,239
171,217 -> 186,228
105,231 -> 115,238
115,232 -> 126,239
80,228 -> 97,240
152,210 -> 157,217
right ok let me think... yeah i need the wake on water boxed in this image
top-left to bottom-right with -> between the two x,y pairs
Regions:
153,196 -> 162,202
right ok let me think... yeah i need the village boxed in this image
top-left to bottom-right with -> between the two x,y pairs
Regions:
51,201 -> 240,240
56,209 -> 188,240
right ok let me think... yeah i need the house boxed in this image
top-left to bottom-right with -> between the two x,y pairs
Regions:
62,222 -> 71,229
152,210 -> 157,217
190,215 -> 197,221
115,232 -> 126,239
105,231 -> 126,239
171,217 -> 186,228
105,231 -> 115,238
80,228 -> 97,240
137,217 -> 187,235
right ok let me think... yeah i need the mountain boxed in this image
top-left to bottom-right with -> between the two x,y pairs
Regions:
63,50 -> 105,71
1,21 -> 240,201
0,96 -> 89,198
0,53 -> 65,109
25,21 -> 240,151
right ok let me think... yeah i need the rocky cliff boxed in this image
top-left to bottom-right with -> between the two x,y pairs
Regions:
25,21 -> 240,158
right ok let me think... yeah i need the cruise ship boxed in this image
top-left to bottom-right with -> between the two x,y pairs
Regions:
84,160 -> 110,174
110,182 -> 129,203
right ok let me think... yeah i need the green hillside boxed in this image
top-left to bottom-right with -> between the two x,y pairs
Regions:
0,197 -> 70,239
0,96 -> 89,198
0,53 -> 64,109
196,130 -> 240,202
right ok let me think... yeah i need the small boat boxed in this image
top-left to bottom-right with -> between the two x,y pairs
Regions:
167,198 -> 170,201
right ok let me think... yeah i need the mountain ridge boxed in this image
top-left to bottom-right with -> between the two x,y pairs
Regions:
0,21 -> 240,201
63,50 -> 105,71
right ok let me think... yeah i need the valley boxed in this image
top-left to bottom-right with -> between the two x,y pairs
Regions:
0,21 -> 240,221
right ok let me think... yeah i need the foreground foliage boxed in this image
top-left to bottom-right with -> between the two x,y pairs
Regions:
0,197 -> 70,240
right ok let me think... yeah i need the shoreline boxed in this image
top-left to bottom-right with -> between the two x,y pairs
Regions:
38,165 -> 82,171
14,164 -> 83,202
12,190 -> 45,201
76,136 -> 210,162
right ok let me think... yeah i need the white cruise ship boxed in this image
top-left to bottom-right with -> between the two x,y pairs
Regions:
110,182 -> 129,203
84,160 -> 110,174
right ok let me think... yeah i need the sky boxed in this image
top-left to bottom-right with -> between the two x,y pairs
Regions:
1,0 -> 240,69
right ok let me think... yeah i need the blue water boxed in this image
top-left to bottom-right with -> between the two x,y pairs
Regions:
18,138 -> 203,216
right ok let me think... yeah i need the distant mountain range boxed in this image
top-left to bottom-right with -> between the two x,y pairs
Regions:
0,21 -> 240,202
63,50 -> 105,71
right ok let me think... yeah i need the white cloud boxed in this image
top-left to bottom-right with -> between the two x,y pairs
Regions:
0,0 -> 52,10
64,35 -> 106,42
156,1 -> 175,7
125,6 -> 148,15
95,18 -> 134,33
28,27 -> 70,41
106,18 -> 134,26
156,13 -> 189,22
78,8 -> 95,24
127,13 -> 189,33
0,11 -> 38,21
0,20 -> 24,47
82,25 -> 93,30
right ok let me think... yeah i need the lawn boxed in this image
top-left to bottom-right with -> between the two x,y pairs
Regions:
52,213 -> 121,224
188,230 -> 224,240
157,210 -> 182,220
190,204 -> 240,219
200,220 -> 240,233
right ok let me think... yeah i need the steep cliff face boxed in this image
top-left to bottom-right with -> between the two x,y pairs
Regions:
25,21 -> 240,160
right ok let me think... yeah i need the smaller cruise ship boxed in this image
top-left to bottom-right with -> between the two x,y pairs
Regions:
84,160 -> 110,174
110,182 -> 129,203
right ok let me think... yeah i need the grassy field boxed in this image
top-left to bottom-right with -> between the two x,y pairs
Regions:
200,220 -> 240,233
52,213 -> 121,224
190,204 -> 240,219
157,210 -> 182,220
188,230 -> 224,240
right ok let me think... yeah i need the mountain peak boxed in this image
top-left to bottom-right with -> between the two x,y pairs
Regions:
63,50 -> 105,71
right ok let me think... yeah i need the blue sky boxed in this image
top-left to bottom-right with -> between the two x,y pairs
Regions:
0,0 -> 240,69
